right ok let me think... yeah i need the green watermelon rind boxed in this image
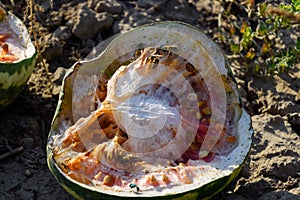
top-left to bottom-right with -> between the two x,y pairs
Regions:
47,21 -> 253,200
0,55 -> 36,108
0,9 -> 36,109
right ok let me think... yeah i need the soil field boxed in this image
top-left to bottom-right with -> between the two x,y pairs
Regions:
0,0 -> 299,199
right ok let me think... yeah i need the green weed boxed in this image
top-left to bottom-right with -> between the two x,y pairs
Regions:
217,0 -> 300,74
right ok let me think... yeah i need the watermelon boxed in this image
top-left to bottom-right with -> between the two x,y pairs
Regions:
47,21 -> 253,200
0,4 -> 36,109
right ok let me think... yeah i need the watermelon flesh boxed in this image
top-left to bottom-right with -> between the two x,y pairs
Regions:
52,47 -> 241,191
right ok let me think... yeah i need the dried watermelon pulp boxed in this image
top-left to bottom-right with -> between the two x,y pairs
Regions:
47,22 -> 253,200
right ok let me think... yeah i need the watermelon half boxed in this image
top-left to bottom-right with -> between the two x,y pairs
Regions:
0,4 -> 36,109
47,21 -> 253,200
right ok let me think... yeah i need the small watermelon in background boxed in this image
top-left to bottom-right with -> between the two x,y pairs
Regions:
47,22 -> 253,200
0,3 -> 36,109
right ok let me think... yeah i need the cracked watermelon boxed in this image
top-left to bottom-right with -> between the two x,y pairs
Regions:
47,22 -> 253,200
0,4 -> 36,109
